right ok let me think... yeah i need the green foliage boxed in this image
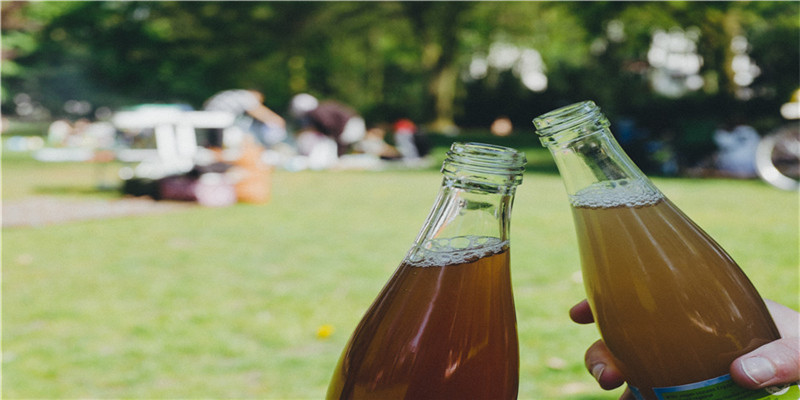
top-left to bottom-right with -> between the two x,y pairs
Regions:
1,1 -> 798,134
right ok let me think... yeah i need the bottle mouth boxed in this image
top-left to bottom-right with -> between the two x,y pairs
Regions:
442,142 -> 526,189
532,101 -> 610,146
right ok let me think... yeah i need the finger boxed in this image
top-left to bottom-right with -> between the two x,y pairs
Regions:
730,337 -> 800,389
570,299 -> 595,324
585,339 -> 626,390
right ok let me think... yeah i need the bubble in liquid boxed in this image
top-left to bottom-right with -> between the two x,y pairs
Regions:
570,179 -> 662,209
409,236 -> 508,268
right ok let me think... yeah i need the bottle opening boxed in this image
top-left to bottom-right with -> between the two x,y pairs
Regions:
532,101 -> 610,146
441,142 -> 526,190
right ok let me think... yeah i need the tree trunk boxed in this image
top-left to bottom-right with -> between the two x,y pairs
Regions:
403,2 -> 471,134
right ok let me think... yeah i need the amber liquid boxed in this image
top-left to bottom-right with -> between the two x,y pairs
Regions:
572,196 -> 780,400
326,242 -> 519,400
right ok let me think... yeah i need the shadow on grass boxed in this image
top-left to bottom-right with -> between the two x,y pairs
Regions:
34,183 -> 122,197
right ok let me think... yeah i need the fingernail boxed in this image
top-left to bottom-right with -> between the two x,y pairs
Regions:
591,363 -> 605,382
741,357 -> 776,385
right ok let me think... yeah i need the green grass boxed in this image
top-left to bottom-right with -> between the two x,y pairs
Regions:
2,144 -> 798,399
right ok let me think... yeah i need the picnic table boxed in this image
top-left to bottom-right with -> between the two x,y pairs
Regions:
112,105 -> 236,178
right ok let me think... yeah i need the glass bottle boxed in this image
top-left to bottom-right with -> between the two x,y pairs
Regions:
533,101 -> 795,400
326,142 -> 526,400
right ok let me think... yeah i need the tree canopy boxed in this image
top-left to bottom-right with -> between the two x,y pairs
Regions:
2,1 -> 798,135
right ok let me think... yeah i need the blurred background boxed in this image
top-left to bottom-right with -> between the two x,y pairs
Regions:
2,2 -> 798,399
2,2 -> 798,173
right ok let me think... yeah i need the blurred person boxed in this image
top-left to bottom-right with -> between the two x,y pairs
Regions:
203,89 -> 287,148
47,119 -> 72,146
288,93 -> 319,130
569,298 -> 800,399
713,122 -> 760,178
289,93 -> 366,157
230,135 -> 272,204
294,128 -> 339,170
392,118 -> 431,161
393,118 -> 420,159
354,127 -> 401,160
62,118 -> 90,147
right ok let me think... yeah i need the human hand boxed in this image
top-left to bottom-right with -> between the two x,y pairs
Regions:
569,298 -> 800,398
730,300 -> 800,388
568,299 -> 630,398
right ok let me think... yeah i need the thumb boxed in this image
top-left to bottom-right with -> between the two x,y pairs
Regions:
730,337 -> 800,389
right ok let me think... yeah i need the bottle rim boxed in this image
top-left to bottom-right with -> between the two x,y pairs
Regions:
442,142 -> 526,189
532,101 -> 610,144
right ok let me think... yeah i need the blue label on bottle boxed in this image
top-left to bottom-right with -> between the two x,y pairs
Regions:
630,374 -> 800,400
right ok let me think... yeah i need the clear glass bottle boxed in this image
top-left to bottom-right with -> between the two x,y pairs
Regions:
533,101 -> 793,400
326,142 -> 526,400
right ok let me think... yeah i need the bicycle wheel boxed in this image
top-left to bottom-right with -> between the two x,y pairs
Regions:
755,126 -> 800,191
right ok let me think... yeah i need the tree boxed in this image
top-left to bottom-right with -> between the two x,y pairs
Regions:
399,2 -> 473,132
1,1 -> 797,137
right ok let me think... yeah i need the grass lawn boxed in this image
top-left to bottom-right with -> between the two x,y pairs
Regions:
2,140 -> 798,399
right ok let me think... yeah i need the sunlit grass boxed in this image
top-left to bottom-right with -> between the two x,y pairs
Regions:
2,151 -> 797,399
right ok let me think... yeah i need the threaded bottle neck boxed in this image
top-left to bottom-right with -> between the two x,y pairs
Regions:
531,101 -> 662,202
532,101 -> 610,147
441,142 -> 526,193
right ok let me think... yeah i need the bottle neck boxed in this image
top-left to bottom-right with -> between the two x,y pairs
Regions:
406,143 -> 525,264
533,101 -> 661,203
441,142 -> 525,194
